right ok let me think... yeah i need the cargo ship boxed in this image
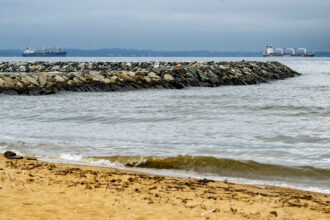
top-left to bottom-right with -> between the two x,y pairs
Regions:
22,46 -> 67,57
263,45 -> 315,57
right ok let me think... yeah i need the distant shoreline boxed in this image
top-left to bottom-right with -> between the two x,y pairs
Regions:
1,49 -> 330,57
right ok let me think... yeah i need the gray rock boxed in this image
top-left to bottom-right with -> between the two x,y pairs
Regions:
0,61 -> 300,95
19,65 -> 26,72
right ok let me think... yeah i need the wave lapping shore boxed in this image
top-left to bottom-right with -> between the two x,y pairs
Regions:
0,61 -> 299,95
1,155 -> 329,219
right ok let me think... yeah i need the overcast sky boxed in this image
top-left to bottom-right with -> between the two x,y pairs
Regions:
0,0 -> 329,51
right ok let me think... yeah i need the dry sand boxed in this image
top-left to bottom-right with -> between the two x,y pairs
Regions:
0,155 -> 329,220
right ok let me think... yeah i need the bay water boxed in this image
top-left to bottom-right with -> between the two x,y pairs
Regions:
1,57 -> 329,193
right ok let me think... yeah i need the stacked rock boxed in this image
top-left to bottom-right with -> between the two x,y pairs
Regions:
0,61 -> 299,95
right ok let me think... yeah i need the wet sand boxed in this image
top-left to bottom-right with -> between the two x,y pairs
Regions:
0,155 -> 329,220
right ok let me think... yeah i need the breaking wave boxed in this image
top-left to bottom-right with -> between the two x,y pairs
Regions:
88,155 -> 330,183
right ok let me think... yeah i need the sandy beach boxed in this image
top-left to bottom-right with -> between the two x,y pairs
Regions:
0,154 -> 329,220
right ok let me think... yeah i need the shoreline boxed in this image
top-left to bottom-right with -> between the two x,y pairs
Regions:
1,154 -> 329,219
42,156 -> 330,195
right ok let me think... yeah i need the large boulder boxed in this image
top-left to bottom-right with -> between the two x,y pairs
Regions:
38,73 -> 48,87
54,75 -> 66,83
24,75 -> 39,86
0,77 -> 4,87
1,76 -> 16,89
163,74 -> 174,82
18,65 -> 26,72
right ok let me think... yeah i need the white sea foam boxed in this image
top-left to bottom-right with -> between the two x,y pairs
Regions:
59,153 -> 83,161
47,153 -> 126,169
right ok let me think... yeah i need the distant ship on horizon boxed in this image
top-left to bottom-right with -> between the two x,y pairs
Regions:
22,46 -> 67,57
263,45 -> 315,57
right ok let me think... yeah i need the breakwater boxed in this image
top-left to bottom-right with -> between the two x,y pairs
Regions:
0,61 -> 299,95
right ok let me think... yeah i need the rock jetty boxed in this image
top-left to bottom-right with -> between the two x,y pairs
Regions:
0,61 -> 299,95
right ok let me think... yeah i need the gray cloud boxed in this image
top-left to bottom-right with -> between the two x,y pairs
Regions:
0,0 -> 329,50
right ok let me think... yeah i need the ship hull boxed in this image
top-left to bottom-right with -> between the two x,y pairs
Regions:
262,54 -> 283,57
22,52 -> 67,57
263,54 -> 315,57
